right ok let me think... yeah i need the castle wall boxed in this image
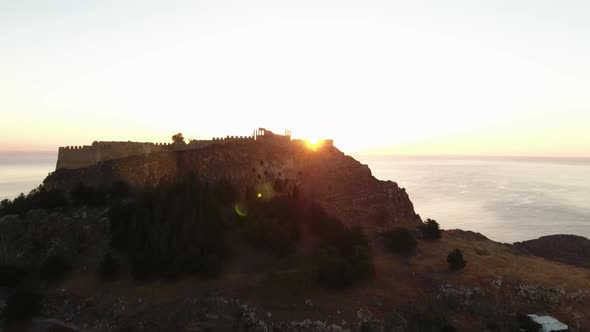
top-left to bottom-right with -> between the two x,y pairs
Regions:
56,146 -> 97,170
55,130 -> 330,170
56,141 -> 172,170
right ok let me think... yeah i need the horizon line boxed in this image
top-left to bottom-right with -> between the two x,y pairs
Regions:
1,149 -> 589,161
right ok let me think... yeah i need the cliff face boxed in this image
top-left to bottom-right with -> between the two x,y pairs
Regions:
45,141 -> 421,227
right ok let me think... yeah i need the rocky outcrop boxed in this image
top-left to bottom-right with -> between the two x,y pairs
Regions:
44,142 -> 421,227
513,235 -> 590,269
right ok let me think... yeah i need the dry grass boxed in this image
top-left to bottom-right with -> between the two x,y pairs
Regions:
56,229 -> 590,330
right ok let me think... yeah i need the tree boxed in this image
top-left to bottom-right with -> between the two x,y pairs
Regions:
383,227 -> 417,254
420,218 -> 442,240
447,248 -> 466,270
172,132 -> 185,144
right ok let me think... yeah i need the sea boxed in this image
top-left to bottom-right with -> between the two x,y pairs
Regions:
1,152 -> 589,243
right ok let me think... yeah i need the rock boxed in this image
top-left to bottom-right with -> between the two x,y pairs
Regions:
356,308 -> 374,322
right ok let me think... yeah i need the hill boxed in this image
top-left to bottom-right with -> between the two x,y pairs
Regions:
514,234 -> 590,269
0,140 -> 588,331
45,140 -> 421,228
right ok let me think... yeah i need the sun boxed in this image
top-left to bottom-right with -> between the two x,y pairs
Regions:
304,137 -> 321,151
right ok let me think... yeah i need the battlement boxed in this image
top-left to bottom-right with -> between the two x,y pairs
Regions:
211,136 -> 255,141
55,128 -> 332,170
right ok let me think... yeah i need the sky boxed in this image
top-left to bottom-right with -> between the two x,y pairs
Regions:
1,0 -> 589,156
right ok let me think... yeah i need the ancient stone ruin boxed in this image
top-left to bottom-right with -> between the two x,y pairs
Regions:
56,128 -> 334,170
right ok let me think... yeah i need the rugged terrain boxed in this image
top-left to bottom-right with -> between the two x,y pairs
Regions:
45,141 -> 421,228
1,142 -> 589,331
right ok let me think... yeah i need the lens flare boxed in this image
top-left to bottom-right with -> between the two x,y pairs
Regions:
234,202 -> 248,217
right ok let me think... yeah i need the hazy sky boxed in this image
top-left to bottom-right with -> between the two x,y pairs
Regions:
1,0 -> 589,156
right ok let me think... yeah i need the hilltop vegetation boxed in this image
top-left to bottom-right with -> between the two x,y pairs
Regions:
1,143 -> 589,330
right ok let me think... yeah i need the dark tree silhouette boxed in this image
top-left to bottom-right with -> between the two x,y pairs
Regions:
172,132 -> 185,144
420,218 -> 442,240
447,248 -> 466,270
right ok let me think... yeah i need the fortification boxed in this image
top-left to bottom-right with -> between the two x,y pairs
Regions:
55,128 -> 333,170
56,141 -> 173,170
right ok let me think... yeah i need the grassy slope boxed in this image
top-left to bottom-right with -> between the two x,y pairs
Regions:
55,230 -> 590,331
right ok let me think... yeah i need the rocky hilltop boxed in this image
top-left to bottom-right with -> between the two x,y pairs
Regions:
514,234 -> 590,269
45,140 -> 421,228
2,139 -> 589,331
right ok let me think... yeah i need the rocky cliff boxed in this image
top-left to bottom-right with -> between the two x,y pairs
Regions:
44,141 -> 421,227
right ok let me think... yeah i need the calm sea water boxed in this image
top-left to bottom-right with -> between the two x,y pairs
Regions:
355,155 -> 590,243
1,152 -> 589,243
0,152 -> 56,200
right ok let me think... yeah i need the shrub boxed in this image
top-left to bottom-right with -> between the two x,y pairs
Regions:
383,227 -> 417,254
420,218 -> 442,240
39,253 -> 70,282
314,233 -> 374,289
110,174 -> 233,280
240,196 -> 300,257
447,248 -> 466,270
97,252 -> 120,281
0,185 -> 68,218
3,283 -> 43,323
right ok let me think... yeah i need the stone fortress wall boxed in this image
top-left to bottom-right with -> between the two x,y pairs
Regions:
56,128 -> 333,170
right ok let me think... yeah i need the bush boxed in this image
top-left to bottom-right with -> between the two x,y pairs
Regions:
315,244 -> 374,289
420,218 -> 442,240
0,263 -> 30,287
0,185 -> 68,218
110,174 -> 233,280
39,253 -> 70,282
3,283 -> 43,323
240,196 -> 300,257
97,252 -> 120,281
447,249 -> 466,270
383,227 -> 417,254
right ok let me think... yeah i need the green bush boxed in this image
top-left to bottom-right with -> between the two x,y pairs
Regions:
447,248 -> 466,270
110,174 -> 233,280
420,218 -> 442,240
39,253 -> 70,282
383,227 -> 417,254
3,283 -> 43,323
97,252 -> 120,281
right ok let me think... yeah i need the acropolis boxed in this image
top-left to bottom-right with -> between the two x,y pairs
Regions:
56,128 -> 334,170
